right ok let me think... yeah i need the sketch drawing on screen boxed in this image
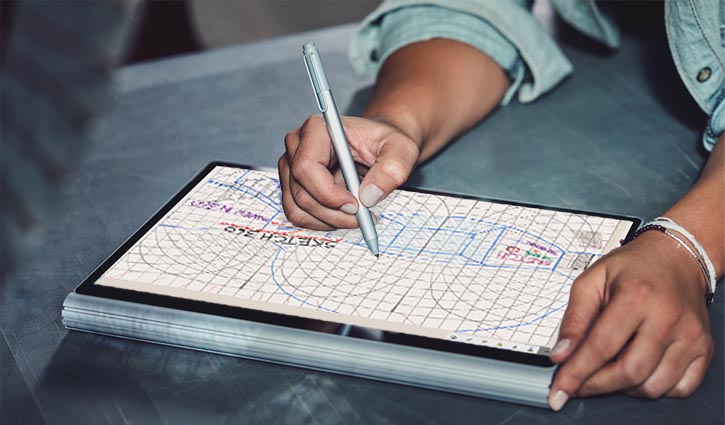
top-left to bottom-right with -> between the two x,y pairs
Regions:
97,167 -> 632,356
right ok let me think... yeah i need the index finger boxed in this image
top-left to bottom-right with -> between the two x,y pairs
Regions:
550,265 -> 607,364
549,290 -> 646,410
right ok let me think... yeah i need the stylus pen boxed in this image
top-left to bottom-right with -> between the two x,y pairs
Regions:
302,42 -> 379,257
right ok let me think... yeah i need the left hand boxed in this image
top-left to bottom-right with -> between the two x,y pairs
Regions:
547,230 -> 714,410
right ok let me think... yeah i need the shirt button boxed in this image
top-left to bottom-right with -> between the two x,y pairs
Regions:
697,67 -> 712,82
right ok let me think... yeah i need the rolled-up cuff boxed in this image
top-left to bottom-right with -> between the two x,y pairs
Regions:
367,6 -> 525,105
350,0 -> 574,104
703,90 -> 725,152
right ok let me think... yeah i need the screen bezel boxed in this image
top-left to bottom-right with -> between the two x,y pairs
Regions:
75,161 -> 641,368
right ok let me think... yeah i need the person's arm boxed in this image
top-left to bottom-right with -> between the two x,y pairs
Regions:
362,38 -> 509,163
279,31 -> 723,413
278,38 -> 509,230
548,135 -> 724,410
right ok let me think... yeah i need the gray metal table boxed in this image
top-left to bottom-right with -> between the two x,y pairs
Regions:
2,24 -> 722,425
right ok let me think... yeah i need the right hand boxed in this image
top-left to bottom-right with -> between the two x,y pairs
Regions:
278,115 -> 420,230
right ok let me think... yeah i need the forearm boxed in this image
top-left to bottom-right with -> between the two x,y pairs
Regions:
362,38 -> 510,162
663,134 -> 725,279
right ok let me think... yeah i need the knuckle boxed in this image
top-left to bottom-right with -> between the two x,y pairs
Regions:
566,274 -> 597,300
289,172 -> 337,209
284,131 -> 297,152
379,160 -> 410,186
682,314 -> 710,346
301,116 -> 313,130
659,298 -> 685,324
621,358 -> 648,387
585,335 -> 613,363
577,381 -> 599,398
290,160 -> 311,183
623,280 -> 656,300
569,276 -> 585,290
695,333 -> 715,361
301,115 -> 321,132
399,137 -> 421,157
285,206 -> 307,227
318,192 -> 337,207
563,372 -> 586,392
560,312 -> 589,335
639,381 -> 667,400
566,283 -> 585,302
689,325 -> 706,345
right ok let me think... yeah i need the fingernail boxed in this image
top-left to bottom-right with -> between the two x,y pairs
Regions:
549,390 -> 568,412
340,203 -> 357,215
360,184 -> 384,208
551,339 -> 570,358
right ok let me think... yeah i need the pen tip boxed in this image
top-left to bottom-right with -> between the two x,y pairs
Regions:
375,254 -> 379,259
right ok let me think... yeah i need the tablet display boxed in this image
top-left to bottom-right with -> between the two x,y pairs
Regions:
78,162 -> 639,366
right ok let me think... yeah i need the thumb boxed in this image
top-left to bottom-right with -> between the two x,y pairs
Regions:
358,138 -> 419,208
550,265 -> 607,363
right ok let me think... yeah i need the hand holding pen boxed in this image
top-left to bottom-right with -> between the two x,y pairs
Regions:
276,43 -> 421,255
301,43 -> 379,256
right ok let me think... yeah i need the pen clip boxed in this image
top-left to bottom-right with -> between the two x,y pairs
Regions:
303,47 -> 328,112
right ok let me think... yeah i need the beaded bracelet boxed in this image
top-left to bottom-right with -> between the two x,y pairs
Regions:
634,224 -> 712,301
654,217 -> 717,301
628,218 -> 716,304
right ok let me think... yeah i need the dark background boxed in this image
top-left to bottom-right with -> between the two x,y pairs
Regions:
1,1 -> 721,424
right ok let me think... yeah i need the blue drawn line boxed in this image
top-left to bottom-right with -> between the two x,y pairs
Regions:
270,248 -> 337,313
206,179 -> 281,212
263,211 -> 280,230
554,270 -> 577,281
159,223 -> 211,232
459,234 -> 476,255
380,214 -> 409,249
552,253 -> 565,271
234,169 -> 251,182
207,170 -> 597,332
566,251 -> 603,256
479,228 -> 505,264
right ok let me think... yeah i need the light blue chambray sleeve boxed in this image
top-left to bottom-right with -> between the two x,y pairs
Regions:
349,0 -> 574,104
704,94 -> 725,151
665,0 -> 724,152
355,5 -> 524,105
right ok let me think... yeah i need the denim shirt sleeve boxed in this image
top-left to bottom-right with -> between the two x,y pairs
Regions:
349,0 -> 574,104
665,0 -> 725,152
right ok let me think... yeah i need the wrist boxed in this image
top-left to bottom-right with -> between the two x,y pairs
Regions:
631,220 -> 716,303
662,209 -> 724,281
633,231 -> 710,297
362,106 -> 428,150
